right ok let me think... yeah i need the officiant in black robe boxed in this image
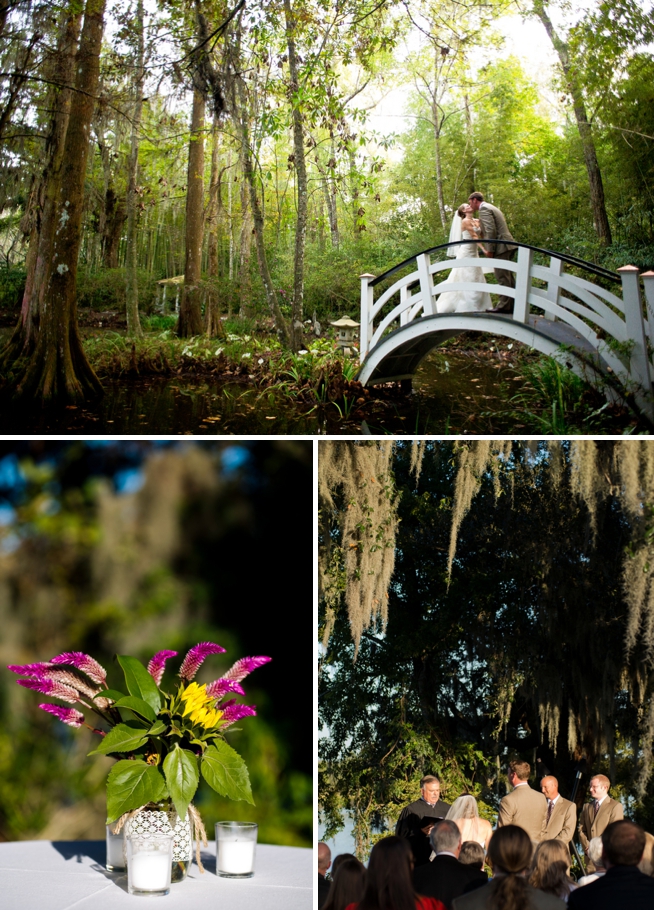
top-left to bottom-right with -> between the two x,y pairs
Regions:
396,775 -> 451,866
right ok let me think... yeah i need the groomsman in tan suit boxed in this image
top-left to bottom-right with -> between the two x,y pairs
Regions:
540,775 -> 577,844
579,774 -> 623,871
467,192 -> 517,314
497,759 -> 547,845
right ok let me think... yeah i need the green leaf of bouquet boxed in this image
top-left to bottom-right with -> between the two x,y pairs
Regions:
148,720 -> 167,736
88,722 -> 150,756
106,760 -> 168,823
117,655 -> 161,713
113,696 -> 158,723
96,689 -> 126,702
163,745 -> 199,820
201,741 -> 254,805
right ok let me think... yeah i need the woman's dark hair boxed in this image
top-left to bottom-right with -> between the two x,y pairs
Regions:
487,825 -> 533,910
457,204 -> 468,218
358,836 -> 419,910
322,858 -> 367,910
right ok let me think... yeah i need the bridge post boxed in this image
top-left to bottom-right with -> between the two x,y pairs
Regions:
359,273 -> 376,361
513,246 -> 533,324
543,256 -> 563,322
641,272 -> 654,365
618,265 -> 651,397
416,252 -> 436,316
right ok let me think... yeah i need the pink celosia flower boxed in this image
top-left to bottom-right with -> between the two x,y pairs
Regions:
179,642 -> 226,681
50,652 -> 107,685
147,650 -> 178,686
39,704 -> 85,727
220,704 -> 257,727
7,663 -> 53,677
18,678 -> 80,704
222,656 -> 272,683
40,668 -> 100,700
205,678 -> 245,699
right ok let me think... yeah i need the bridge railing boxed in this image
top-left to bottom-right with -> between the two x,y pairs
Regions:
360,240 -> 654,395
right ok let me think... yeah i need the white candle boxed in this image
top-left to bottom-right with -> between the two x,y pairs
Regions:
129,850 -> 171,891
218,840 -> 255,875
105,829 -> 125,871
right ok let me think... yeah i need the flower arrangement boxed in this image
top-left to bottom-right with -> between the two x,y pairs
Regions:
8,643 -> 271,825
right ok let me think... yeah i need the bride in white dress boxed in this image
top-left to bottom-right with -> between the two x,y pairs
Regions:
436,204 -> 492,313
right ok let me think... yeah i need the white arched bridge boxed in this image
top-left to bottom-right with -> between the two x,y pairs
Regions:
358,240 -> 654,419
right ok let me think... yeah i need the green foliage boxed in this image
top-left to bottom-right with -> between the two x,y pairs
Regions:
106,760 -> 168,823
76,268 -> 158,313
201,741 -> 254,805
0,265 -> 26,309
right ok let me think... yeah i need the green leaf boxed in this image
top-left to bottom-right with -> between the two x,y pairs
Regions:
163,745 -> 199,820
148,721 -> 167,736
106,760 -> 168,823
88,722 -> 149,756
96,689 -> 126,702
117,655 -> 161,713
113,696 -> 158,723
201,741 -> 254,805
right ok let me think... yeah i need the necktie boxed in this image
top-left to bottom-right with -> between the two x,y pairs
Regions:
547,800 -> 553,823
594,800 -> 600,818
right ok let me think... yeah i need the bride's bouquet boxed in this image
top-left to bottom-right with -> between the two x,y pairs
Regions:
8,643 -> 271,823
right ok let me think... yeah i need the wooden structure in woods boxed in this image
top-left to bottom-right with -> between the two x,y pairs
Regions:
358,241 -> 654,418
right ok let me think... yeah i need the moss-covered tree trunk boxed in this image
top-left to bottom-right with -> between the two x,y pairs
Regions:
178,88 -> 206,337
0,2 -> 83,366
13,0 -> 105,403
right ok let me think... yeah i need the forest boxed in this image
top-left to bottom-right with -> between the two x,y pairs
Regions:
0,440 -> 312,846
0,0 -> 653,432
318,441 -> 654,856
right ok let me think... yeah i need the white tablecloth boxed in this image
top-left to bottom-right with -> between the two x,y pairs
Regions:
0,840 -> 312,909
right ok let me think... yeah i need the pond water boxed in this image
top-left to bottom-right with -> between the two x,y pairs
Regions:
1,349 -> 532,436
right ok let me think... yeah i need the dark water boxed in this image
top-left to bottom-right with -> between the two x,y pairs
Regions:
1,351 -> 530,436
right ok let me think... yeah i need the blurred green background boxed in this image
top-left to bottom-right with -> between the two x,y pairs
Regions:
0,440 -> 312,846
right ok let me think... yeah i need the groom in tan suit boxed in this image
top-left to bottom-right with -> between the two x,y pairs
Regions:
579,774 -> 624,871
497,759 -> 547,846
468,192 -> 517,314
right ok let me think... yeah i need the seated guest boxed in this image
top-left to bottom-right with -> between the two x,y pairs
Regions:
413,820 -> 487,909
577,837 -> 606,885
568,820 -> 654,910
452,825 -> 566,910
332,853 -> 361,876
458,841 -> 486,873
322,858 -> 367,910
345,835 -> 446,910
446,796 -> 493,850
319,842 -> 332,909
529,839 -> 577,902
638,831 -> 654,876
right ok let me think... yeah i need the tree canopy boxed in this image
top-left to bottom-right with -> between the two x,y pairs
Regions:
319,440 -> 654,855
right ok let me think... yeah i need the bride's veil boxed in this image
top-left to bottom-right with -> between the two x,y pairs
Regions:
446,210 -> 462,258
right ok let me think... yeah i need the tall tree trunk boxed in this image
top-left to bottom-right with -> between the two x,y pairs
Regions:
238,180 -> 253,319
13,0 -> 105,404
125,0 -> 145,338
533,1 -> 612,245
102,187 -> 125,268
178,87 -> 206,336
205,115 -> 226,336
234,75 -> 291,347
0,2 -> 83,365
284,0 -> 307,352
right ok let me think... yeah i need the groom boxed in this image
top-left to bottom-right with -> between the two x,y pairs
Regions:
468,192 -> 517,314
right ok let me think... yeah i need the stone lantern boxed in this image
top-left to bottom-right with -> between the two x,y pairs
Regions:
330,316 -> 359,355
